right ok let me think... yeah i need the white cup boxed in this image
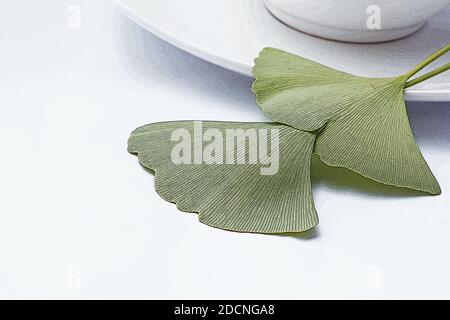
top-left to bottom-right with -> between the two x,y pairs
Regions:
264,0 -> 450,43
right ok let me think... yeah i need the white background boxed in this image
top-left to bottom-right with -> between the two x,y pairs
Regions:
0,0 -> 449,299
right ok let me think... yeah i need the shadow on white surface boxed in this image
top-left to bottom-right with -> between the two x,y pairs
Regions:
407,101 -> 450,148
274,228 -> 321,240
114,10 -> 259,113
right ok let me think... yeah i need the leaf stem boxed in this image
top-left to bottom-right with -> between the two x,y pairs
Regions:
405,44 -> 450,79
405,63 -> 450,88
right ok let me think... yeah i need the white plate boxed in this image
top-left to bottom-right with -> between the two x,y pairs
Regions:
116,0 -> 450,102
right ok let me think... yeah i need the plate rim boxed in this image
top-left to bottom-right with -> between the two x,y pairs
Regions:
115,0 -> 450,102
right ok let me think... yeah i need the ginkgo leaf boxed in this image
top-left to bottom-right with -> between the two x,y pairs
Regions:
128,121 -> 318,234
252,47 -> 441,195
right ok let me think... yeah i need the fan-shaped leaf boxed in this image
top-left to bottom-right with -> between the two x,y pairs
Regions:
128,121 -> 318,233
252,48 -> 441,195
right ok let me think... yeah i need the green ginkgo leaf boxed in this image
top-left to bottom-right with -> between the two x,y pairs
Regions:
252,47 -> 445,195
128,121 -> 318,233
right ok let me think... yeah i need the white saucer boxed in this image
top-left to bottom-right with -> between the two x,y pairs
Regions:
116,0 -> 450,102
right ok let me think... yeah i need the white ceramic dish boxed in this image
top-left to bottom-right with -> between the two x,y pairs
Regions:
264,0 -> 450,43
116,0 -> 450,102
